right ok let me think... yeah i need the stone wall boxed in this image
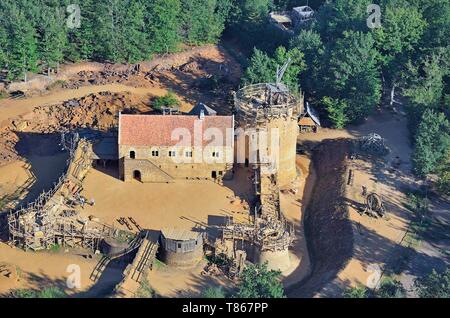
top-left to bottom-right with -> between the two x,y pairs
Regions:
119,145 -> 233,182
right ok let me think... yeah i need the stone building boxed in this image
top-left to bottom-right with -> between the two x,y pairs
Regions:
118,112 -> 234,183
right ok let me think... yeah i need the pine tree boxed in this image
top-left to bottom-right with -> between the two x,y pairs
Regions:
145,0 -> 181,54
181,0 -> 231,45
38,8 -> 68,75
66,0 -> 96,61
6,6 -> 38,80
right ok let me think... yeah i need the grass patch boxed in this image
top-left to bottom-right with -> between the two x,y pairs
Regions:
115,230 -> 136,244
134,278 -> 155,298
48,244 -> 62,253
12,287 -> 67,298
153,259 -> 167,270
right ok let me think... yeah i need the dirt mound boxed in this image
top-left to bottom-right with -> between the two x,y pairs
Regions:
0,92 -> 138,166
287,139 -> 353,297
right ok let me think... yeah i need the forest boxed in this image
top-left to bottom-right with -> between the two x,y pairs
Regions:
0,0 -> 449,190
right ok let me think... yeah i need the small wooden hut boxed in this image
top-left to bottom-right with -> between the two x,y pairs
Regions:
298,102 -> 321,133
160,228 -> 203,268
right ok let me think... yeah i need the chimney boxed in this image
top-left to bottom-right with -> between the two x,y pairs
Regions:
199,109 -> 205,120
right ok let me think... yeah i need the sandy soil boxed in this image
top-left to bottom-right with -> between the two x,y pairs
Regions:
0,244 -> 100,296
280,156 -> 313,286
290,109 -> 419,297
76,166 -> 252,297
0,45 -> 245,297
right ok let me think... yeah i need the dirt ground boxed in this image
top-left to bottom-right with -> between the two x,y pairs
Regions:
1,42 -> 446,298
288,108 -> 432,297
0,45 -> 245,297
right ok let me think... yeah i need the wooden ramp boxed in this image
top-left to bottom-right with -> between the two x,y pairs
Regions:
112,234 -> 159,298
90,235 -> 143,282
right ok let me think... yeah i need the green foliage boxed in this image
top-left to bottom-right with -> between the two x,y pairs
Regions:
38,9 -> 67,72
202,286 -> 226,298
320,96 -> 349,128
235,263 -> 285,298
437,164 -> 450,196
134,278 -> 155,298
153,92 -> 180,110
375,277 -> 406,298
146,0 -> 182,54
206,253 -> 232,268
414,269 -> 450,298
343,285 -> 369,298
49,243 -> 62,253
412,109 -> 450,177
289,29 -> 324,94
404,54 -> 447,111
242,48 -> 276,85
323,31 -> 381,123
181,0 -> 231,45
0,0 -> 231,80
227,0 -> 273,51
13,287 -> 66,298
372,3 -> 427,65
243,46 -> 305,92
314,0 -> 371,41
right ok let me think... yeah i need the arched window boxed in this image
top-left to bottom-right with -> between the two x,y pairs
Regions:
130,151 -> 135,159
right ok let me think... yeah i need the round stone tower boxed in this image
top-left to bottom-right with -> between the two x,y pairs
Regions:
234,82 -> 302,186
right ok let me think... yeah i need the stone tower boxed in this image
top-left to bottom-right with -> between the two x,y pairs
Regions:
234,82 -> 303,187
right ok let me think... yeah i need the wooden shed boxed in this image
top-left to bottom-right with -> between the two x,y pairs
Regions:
160,228 -> 203,268
298,102 -> 321,133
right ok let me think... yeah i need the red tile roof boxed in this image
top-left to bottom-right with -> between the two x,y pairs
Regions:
119,114 -> 234,147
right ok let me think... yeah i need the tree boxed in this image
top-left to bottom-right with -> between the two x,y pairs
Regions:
146,0 -> 181,54
289,29 -> 324,94
343,285 -> 369,298
120,0 -> 150,63
181,0 -> 231,45
243,46 -> 305,92
38,9 -> 68,75
5,6 -> 38,80
414,269 -> 450,298
314,0 -> 372,42
235,263 -> 285,298
421,0 -> 450,49
153,91 -> 180,111
242,48 -> 276,85
323,31 -> 381,123
412,109 -> 450,177
371,1 -> 427,106
320,96 -> 349,129
227,0 -> 272,50
375,277 -> 406,298
66,0 -> 96,62
0,25 -> 8,70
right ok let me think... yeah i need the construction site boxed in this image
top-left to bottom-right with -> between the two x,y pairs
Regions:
0,45 -> 447,298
